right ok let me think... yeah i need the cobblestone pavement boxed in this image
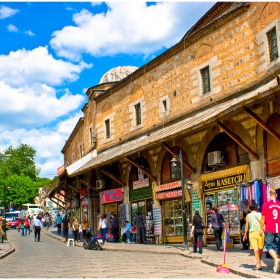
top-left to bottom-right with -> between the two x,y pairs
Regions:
1,229 -> 241,278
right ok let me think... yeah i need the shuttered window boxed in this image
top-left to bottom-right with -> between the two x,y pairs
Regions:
105,119 -> 110,138
89,127 -> 93,146
200,66 -> 211,94
267,27 -> 278,62
135,103 -> 141,125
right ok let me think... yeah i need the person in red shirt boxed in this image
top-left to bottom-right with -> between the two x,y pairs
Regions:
261,189 -> 280,273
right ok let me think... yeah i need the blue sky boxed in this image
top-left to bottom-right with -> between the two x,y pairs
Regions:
0,1 -> 215,178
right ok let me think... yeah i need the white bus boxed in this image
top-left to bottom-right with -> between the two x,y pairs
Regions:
22,204 -> 42,215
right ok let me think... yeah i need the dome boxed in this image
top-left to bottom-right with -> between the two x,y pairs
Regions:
99,66 -> 138,84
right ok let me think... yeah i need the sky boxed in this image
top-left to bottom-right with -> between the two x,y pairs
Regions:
0,1 -> 215,178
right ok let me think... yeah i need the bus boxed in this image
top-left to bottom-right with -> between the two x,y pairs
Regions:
22,204 -> 42,215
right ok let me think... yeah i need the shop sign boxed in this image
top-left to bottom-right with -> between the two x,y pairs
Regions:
57,165 -> 64,176
155,189 -> 182,200
204,173 -> 247,190
80,187 -> 87,199
133,178 -> 150,189
71,198 -> 79,208
130,186 -> 153,201
191,191 -> 201,215
81,197 -> 88,207
100,188 -> 123,204
154,180 -> 181,193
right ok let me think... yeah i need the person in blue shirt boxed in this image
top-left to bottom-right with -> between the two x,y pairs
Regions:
33,216 -> 42,242
56,213 -> 62,234
122,221 -> 132,243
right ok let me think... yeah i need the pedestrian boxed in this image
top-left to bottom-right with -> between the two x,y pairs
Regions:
33,215 -> 42,242
81,218 -> 89,237
123,220 -> 132,243
191,210 -> 205,254
240,212 -> 249,250
24,217 -> 30,236
261,189 -> 280,273
19,219 -> 25,236
110,214 -> 119,243
100,213 -> 108,244
72,217 -> 80,243
130,223 -> 137,243
0,217 -> 4,243
135,212 -> 145,244
207,207 -> 226,252
56,213 -> 62,234
62,214 -> 70,242
243,200 -> 264,270
45,213 -> 51,231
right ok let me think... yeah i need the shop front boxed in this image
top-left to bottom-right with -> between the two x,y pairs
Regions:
199,165 -> 251,245
71,198 -> 80,223
154,180 -> 191,244
130,178 -> 154,242
80,187 -> 88,222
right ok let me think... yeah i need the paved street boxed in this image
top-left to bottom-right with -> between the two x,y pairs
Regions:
1,229 -> 241,278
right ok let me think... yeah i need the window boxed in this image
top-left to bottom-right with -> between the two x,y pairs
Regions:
79,144 -> 83,158
267,27 -> 278,62
105,119 -> 110,138
71,153 -> 75,164
200,66 -> 211,94
89,127 -> 93,146
134,103 -> 141,125
162,100 -> 167,112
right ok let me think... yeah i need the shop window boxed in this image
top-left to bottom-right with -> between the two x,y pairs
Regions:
200,66 -> 211,94
267,27 -> 279,62
105,119 -> 110,139
135,103 -> 141,125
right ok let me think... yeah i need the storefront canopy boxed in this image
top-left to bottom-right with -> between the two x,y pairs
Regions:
69,77 -> 279,177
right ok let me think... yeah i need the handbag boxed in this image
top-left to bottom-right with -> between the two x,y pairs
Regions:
253,214 -> 263,236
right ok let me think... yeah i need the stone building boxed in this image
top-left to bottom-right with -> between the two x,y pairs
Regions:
50,2 -> 280,245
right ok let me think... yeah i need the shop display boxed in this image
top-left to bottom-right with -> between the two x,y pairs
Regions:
163,199 -> 183,237
153,205 -> 162,235
119,204 -> 128,228
205,194 -> 214,228
217,189 -> 239,234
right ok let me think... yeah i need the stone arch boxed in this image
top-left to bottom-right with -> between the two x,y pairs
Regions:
259,2 -> 280,31
101,101 -> 112,114
194,44 -> 213,60
130,84 -> 144,102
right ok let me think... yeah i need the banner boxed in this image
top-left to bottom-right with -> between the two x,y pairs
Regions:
133,178 -> 149,189
100,188 -> 123,204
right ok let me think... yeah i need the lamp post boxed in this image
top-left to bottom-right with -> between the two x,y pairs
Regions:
2,183 -> 10,236
171,149 -> 192,250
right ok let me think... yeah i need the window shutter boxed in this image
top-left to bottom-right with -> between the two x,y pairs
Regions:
105,119 -> 110,138
268,27 -> 278,62
135,103 -> 141,125
201,66 -> 211,94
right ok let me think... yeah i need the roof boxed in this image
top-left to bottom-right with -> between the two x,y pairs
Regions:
69,77 -> 279,177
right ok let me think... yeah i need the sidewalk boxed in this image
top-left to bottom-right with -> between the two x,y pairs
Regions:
43,229 -> 279,279
0,235 -> 15,259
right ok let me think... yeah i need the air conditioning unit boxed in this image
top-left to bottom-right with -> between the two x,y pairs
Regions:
96,179 -> 105,190
208,151 -> 223,166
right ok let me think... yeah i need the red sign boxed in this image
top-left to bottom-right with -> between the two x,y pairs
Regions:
155,189 -> 182,200
57,165 -> 65,176
155,180 -> 181,192
100,188 -> 123,204
80,188 -> 87,198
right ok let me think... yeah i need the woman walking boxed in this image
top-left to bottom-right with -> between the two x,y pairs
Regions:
100,214 -> 108,244
191,210 -> 205,254
243,201 -> 264,270
72,217 -> 80,243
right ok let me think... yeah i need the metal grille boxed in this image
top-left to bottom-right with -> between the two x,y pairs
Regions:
200,66 -> 211,94
135,103 -> 141,125
105,119 -> 110,138
267,27 -> 278,62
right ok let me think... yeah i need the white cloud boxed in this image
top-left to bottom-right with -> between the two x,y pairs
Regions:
0,112 -> 83,178
0,46 -> 92,87
0,81 -> 85,130
25,30 -> 35,36
7,24 -> 18,32
0,5 -> 19,19
50,2 -> 214,61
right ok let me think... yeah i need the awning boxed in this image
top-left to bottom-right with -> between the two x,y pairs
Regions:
71,77 -> 279,177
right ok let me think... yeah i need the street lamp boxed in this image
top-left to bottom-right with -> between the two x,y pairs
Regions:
171,149 -> 193,250
1,184 -> 10,236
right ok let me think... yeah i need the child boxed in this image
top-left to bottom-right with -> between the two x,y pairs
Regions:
19,220 -> 25,236
130,223 -> 137,243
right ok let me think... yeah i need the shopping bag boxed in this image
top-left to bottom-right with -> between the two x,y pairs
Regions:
221,230 -> 225,240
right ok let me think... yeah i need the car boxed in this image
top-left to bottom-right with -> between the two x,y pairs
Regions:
8,217 -> 21,228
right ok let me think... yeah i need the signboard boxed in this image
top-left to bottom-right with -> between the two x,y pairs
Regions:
155,189 -> 182,200
71,198 -> 79,208
191,191 -> 201,215
80,188 -> 87,199
154,180 -> 181,193
152,205 -> 162,235
100,188 -> 123,205
57,165 -> 65,176
133,178 -> 150,189
130,186 -> 152,201
81,197 -> 88,207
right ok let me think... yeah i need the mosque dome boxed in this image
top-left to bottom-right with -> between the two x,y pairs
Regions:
99,66 -> 138,84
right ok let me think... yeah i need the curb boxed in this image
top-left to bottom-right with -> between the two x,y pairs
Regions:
0,241 -> 15,260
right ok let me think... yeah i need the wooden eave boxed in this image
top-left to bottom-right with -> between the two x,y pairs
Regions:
93,2 -> 250,102
61,117 -> 84,154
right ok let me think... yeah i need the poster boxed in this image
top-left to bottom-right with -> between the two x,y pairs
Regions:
191,191 -> 201,215
152,205 -> 162,235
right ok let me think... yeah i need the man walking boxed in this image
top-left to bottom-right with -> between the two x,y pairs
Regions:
261,189 -> 280,273
62,214 -> 70,242
56,213 -> 62,234
34,215 -> 42,242
110,214 -> 119,243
